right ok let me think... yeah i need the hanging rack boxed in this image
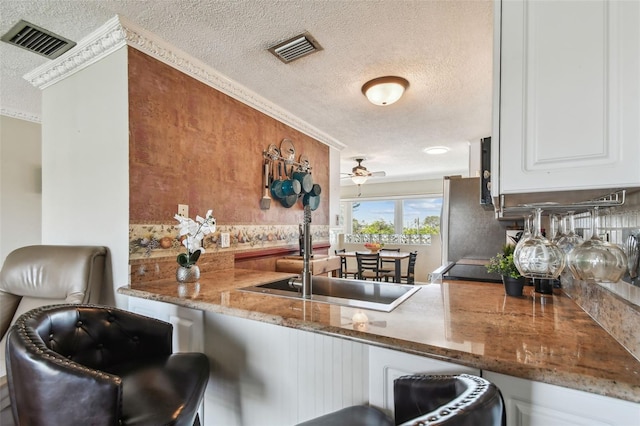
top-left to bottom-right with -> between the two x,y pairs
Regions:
498,189 -> 626,216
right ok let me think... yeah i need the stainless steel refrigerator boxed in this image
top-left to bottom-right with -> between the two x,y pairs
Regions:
438,176 -> 514,282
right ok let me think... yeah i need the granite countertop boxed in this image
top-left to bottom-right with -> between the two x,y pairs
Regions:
118,268 -> 640,403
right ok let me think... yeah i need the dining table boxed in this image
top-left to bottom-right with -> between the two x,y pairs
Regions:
337,250 -> 411,283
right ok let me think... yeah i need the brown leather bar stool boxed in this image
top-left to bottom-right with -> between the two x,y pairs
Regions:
6,304 -> 210,426
296,374 -> 505,426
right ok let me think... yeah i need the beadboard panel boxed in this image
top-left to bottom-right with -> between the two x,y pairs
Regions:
203,311 -> 368,425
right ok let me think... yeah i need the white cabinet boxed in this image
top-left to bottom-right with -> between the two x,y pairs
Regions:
484,371 -> 640,426
368,346 -> 480,417
494,0 -> 640,195
126,297 -> 204,353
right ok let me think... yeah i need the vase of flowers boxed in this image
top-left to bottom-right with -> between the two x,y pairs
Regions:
486,245 -> 525,297
174,209 -> 216,283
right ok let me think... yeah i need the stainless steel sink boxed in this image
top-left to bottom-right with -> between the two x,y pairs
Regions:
239,276 -> 420,312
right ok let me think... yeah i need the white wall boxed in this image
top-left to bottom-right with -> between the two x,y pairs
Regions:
0,115 -> 42,264
41,46 -> 129,308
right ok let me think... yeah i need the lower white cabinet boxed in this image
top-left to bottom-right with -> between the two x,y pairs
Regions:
368,346 -> 480,417
483,371 -> 640,426
126,297 -> 204,353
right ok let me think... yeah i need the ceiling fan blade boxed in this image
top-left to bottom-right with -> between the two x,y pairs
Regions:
370,171 -> 386,177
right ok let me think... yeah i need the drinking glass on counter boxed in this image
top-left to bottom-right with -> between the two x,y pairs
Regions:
514,208 -> 566,279
566,207 -> 627,283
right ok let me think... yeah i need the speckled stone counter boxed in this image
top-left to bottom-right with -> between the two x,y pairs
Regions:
118,269 -> 640,403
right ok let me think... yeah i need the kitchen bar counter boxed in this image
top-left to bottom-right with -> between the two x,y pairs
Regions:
118,269 -> 640,403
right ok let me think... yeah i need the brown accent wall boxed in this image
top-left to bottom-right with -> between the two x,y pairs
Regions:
128,48 -> 329,226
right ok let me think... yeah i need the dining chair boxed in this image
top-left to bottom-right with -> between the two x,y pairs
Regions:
356,252 -> 381,281
384,251 -> 418,284
378,248 -> 400,277
335,249 -> 358,279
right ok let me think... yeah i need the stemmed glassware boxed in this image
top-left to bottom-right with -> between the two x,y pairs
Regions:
566,207 -> 627,283
556,211 -> 584,258
513,208 -> 566,279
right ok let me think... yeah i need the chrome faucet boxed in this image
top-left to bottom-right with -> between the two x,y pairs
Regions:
301,204 -> 312,298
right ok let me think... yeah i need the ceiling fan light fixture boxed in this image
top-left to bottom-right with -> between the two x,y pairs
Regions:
423,146 -> 450,155
361,76 -> 409,106
351,175 -> 369,185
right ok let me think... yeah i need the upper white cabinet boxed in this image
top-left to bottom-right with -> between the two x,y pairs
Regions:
494,0 -> 640,195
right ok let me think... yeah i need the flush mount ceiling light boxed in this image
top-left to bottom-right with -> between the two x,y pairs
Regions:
361,76 -> 409,106
423,146 -> 450,155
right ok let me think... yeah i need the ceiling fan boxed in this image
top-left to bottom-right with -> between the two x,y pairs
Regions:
342,158 -> 386,185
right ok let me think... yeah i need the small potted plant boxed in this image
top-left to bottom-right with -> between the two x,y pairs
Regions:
486,245 -> 526,296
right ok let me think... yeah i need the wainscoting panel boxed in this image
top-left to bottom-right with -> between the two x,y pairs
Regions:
203,312 -> 368,426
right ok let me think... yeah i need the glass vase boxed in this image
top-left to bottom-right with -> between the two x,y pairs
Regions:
176,264 -> 200,283
566,208 -> 627,283
513,208 -> 565,279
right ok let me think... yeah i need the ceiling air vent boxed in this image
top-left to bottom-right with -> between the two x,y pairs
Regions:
1,19 -> 76,59
268,32 -> 323,63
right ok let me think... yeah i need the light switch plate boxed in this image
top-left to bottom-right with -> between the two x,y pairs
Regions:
178,204 -> 188,217
220,232 -> 230,248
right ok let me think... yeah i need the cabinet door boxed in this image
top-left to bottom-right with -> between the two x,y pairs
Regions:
484,371 -> 640,426
368,346 -> 479,417
498,0 -> 640,193
127,297 -> 204,353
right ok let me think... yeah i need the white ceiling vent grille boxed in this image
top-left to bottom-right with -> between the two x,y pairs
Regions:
1,20 -> 76,59
268,32 -> 323,63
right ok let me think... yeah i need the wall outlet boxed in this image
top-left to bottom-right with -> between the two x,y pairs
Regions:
178,204 -> 188,217
220,232 -> 230,248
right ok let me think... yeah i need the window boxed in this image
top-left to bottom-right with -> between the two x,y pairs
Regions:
402,198 -> 442,235
341,196 -> 441,244
352,200 -> 395,234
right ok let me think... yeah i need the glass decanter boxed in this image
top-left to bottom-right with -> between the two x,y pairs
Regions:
566,207 -> 627,283
513,208 -> 566,279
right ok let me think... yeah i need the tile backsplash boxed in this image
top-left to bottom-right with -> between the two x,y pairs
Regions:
560,190 -> 640,360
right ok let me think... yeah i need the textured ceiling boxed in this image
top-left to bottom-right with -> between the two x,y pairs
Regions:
0,0 -> 493,185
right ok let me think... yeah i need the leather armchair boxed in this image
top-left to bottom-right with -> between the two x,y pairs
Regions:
6,304 -> 209,426
0,245 -> 107,425
393,374 -> 505,425
297,374 -> 505,426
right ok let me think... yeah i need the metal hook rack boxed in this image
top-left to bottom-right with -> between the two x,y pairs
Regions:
499,189 -> 627,216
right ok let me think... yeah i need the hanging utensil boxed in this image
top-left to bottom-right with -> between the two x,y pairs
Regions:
293,166 -> 314,193
271,162 -> 285,200
280,164 -> 300,208
626,234 -> 639,279
280,138 -> 296,163
260,159 -> 271,210
302,192 -> 320,211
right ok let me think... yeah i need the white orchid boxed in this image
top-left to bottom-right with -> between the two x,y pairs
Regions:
174,209 -> 216,267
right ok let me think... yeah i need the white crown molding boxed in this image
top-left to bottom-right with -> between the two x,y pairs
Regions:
23,15 -> 127,90
23,15 -> 346,151
0,108 -> 41,123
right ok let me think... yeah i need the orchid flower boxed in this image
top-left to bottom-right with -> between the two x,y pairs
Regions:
174,209 -> 216,267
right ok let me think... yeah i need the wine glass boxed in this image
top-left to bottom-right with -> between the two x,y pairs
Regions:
549,214 -> 562,244
513,208 -> 566,279
556,211 -> 584,257
513,214 -> 533,261
566,207 -> 627,283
